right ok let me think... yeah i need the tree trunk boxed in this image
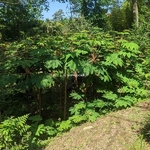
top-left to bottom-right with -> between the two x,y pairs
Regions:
37,88 -> 42,116
132,0 -> 139,27
81,0 -> 88,17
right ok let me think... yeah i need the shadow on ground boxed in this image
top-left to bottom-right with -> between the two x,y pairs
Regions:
140,114 -> 150,143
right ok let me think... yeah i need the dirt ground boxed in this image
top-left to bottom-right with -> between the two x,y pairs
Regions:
44,100 -> 150,150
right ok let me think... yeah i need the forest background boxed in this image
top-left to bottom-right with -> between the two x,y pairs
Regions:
0,0 -> 150,149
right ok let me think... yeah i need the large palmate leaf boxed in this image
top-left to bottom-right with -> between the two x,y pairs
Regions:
70,92 -> 84,100
0,74 -> 18,87
31,74 -> 54,88
121,41 -> 140,53
118,51 -> 133,58
69,101 -> 86,115
115,96 -> 133,108
69,115 -> 87,124
67,60 -> 76,71
74,49 -> 88,56
102,91 -> 118,101
106,53 -> 123,67
83,62 -> 95,76
64,52 -> 76,62
95,66 -> 111,82
44,60 -> 62,69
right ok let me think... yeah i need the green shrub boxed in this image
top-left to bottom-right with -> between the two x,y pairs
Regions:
0,114 -> 57,150
0,114 -> 30,150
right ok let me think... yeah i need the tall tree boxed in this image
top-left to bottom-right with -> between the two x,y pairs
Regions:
108,0 -> 133,31
58,0 -> 111,28
0,0 -> 49,41
52,9 -> 65,21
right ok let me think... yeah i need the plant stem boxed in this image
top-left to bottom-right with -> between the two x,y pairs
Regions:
64,68 -> 67,120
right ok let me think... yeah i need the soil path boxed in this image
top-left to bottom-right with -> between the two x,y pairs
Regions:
45,100 -> 150,150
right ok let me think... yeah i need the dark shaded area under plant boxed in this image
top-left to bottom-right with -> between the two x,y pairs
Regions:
140,114 -> 150,143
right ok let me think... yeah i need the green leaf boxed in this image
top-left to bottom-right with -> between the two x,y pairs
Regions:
103,91 -> 118,101
70,92 -> 83,100
45,60 -> 62,69
122,42 -> 139,53
136,88 -> 148,97
28,115 -> 42,122
31,74 -> 54,88
115,96 -> 133,108
0,74 -> 18,87
83,63 -> 95,75
65,53 -> 76,62
88,115 -> 97,122
57,120 -> 72,132
85,109 -> 99,122
69,115 -> 87,124
87,102 -> 95,108
67,60 -> 76,71
106,53 -> 123,67
93,40 -> 101,46
115,100 -> 131,108
46,126 -> 57,136
74,49 -> 88,56
93,99 -> 106,109
69,102 -> 86,115
127,53 -> 132,58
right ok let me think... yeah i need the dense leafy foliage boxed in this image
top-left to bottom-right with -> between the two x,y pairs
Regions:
0,0 -> 150,149
0,114 -> 30,149
0,23 -> 148,120
0,0 -> 49,40
0,114 -> 57,149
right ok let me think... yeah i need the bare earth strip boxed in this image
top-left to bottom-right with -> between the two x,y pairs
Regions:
45,100 -> 150,150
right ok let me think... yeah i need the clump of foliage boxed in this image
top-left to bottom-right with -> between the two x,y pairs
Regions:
107,0 -> 133,31
0,114 -> 30,149
0,114 -> 57,150
0,0 -> 49,41
0,26 -> 147,121
127,5 -> 150,90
